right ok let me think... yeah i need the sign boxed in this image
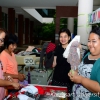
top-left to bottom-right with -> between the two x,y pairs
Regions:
24,57 -> 34,65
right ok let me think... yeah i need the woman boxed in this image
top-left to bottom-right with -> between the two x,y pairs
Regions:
68,27 -> 100,100
52,28 -> 73,94
0,34 -> 25,83
0,28 -> 20,100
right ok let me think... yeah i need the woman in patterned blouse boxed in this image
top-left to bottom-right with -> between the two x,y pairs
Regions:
68,27 -> 100,100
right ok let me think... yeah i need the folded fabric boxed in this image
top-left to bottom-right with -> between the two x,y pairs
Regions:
32,48 -> 38,53
17,51 -> 34,56
4,85 -> 37,100
35,86 -> 45,95
26,46 -> 35,51
46,42 -> 56,53
17,94 -> 35,100
20,85 -> 38,95
63,35 -> 80,59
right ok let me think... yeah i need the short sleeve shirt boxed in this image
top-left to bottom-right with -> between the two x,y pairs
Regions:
0,50 -> 18,82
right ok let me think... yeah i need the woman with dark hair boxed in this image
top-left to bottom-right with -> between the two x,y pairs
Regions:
0,34 -> 25,83
68,27 -> 100,100
51,28 -> 73,95
0,29 -> 20,100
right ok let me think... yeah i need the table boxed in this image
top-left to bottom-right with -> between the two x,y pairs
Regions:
33,84 -> 68,99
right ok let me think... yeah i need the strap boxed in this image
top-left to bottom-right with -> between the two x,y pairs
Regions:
82,52 -> 90,61
39,42 -> 49,69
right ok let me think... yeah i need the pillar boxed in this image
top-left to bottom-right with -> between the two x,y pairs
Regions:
55,6 -> 78,45
25,18 -> 29,44
18,15 -> 24,46
30,21 -> 34,44
77,0 -> 93,44
8,8 -> 15,34
67,17 -> 74,33
55,17 -> 60,44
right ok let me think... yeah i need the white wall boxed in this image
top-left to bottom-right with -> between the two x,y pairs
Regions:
22,8 -> 43,23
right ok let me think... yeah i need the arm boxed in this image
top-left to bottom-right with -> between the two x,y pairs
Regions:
52,56 -> 57,67
81,77 -> 100,93
0,79 -> 20,89
1,52 -> 25,81
0,79 -> 15,86
68,71 -> 100,93
4,72 -> 19,79
4,72 -> 25,81
81,63 -> 100,93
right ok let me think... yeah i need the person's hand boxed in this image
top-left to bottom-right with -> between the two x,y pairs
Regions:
21,74 -> 26,79
68,70 -> 83,83
69,69 -> 78,76
4,76 -> 13,82
18,73 -> 25,82
78,43 -> 82,50
11,82 -> 20,89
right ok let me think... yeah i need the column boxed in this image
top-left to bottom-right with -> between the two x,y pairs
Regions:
0,7 -> 2,27
18,15 -> 24,46
55,17 -> 60,45
8,8 -> 15,34
77,0 -> 93,44
55,6 -> 78,45
25,18 -> 29,44
30,21 -> 34,44
67,17 -> 74,33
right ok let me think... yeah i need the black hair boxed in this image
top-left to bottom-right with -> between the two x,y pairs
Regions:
90,27 -> 100,38
4,34 -> 18,48
59,28 -> 71,43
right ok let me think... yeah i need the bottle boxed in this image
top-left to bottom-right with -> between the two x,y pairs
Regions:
27,71 -> 31,84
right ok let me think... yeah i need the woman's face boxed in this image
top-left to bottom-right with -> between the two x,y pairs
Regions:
87,33 -> 100,56
0,32 -> 6,47
59,32 -> 70,45
8,43 -> 17,52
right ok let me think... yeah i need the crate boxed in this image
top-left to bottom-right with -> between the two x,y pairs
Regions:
24,68 -> 53,85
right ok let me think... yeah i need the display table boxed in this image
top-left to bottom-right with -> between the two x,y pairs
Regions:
33,84 -> 68,99
5,84 -> 68,100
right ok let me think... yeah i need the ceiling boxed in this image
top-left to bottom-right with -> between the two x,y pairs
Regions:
0,0 -> 78,8
0,0 -> 100,23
